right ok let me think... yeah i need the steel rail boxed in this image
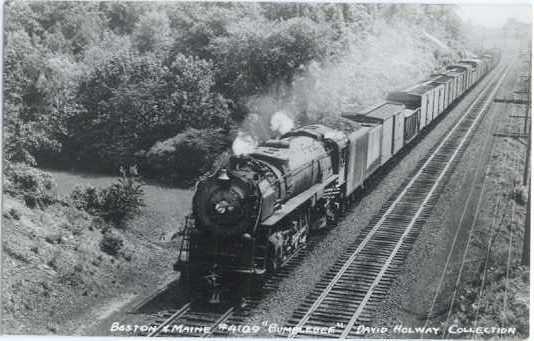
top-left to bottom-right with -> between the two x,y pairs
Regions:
421,64 -> 510,331
287,63 -> 510,338
201,306 -> 234,337
145,231 -> 323,338
147,303 -> 234,338
440,68 -> 515,337
342,66 -> 509,338
147,302 -> 191,337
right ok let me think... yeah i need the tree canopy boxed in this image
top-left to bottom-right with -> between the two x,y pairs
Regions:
4,2 -> 466,183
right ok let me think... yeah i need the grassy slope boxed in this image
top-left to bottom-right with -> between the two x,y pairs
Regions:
2,170 -> 193,335
49,170 -> 192,242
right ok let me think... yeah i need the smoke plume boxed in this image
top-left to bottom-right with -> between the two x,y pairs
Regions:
232,19 -> 459,153
232,131 -> 258,155
270,111 -> 295,135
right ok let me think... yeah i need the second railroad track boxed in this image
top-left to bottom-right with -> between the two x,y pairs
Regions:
281,62 -> 511,339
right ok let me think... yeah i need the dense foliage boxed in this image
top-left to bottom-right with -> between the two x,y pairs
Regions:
4,2 -> 466,183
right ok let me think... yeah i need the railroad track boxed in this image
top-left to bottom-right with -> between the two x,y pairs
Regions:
146,302 -> 234,337
145,237 -> 321,337
280,63 -> 511,339
143,63 -> 510,339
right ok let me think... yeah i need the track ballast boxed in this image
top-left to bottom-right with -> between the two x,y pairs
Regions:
281,63 -> 510,339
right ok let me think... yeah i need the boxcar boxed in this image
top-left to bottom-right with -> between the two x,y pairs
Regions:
447,64 -> 471,93
424,80 -> 446,118
430,74 -> 455,109
442,72 -> 457,102
481,55 -> 492,74
460,59 -> 483,84
447,70 -> 465,100
342,101 -> 405,165
387,83 -> 435,129
402,108 -> 420,145
342,123 -> 382,196
459,63 -> 476,88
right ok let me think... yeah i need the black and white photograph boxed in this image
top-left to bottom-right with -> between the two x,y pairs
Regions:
1,1 -> 531,338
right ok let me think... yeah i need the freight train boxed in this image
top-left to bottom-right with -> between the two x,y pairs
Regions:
174,49 -> 501,303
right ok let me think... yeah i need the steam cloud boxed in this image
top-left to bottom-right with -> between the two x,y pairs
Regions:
270,111 -> 295,135
232,131 -> 258,155
232,20 -> 456,154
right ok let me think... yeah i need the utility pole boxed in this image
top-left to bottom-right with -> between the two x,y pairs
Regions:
521,41 -> 531,266
522,180 -> 530,266
522,52 -> 531,185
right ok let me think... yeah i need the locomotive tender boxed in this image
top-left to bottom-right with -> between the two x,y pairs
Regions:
175,50 -> 501,302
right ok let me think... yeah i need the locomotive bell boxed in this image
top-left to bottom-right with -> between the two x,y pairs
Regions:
217,168 -> 231,181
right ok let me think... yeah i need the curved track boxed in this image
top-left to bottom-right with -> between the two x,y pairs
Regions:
280,63 -> 511,338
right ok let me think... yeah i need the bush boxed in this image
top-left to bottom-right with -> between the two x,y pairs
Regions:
70,166 -> 145,225
100,232 -> 124,256
70,185 -> 100,214
3,162 -> 57,208
142,128 -> 232,184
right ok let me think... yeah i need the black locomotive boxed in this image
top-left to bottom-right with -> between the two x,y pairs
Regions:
177,125 -> 345,302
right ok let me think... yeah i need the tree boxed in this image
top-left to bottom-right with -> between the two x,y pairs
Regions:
209,17 -> 333,100
132,11 -> 172,54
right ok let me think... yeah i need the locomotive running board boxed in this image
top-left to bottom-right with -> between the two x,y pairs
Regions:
262,175 -> 338,227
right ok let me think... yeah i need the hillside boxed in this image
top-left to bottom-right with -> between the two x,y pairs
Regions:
2,165 -> 189,334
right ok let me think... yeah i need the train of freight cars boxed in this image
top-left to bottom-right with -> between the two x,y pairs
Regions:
174,49 -> 501,303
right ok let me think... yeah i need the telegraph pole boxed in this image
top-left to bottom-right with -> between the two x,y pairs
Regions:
521,41 -> 531,266
522,181 -> 530,266
523,41 -> 531,184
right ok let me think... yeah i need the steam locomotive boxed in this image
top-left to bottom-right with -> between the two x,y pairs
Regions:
174,49 -> 501,303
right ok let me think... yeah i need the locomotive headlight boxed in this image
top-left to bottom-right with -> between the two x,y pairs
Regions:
214,200 -> 235,214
